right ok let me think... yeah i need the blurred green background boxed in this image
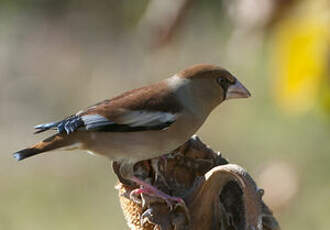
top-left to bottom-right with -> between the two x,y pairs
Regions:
0,0 -> 329,229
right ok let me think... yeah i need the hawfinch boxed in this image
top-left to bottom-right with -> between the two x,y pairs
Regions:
14,64 -> 250,203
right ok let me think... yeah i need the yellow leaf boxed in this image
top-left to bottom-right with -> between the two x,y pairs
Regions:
271,0 -> 328,114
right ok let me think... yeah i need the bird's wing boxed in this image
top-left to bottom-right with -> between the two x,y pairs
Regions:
80,110 -> 177,132
34,81 -> 182,134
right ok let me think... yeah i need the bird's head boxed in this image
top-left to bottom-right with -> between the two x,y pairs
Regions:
174,64 -> 251,112
179,64 -> 251,100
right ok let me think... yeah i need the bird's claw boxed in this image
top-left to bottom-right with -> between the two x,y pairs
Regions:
129,187 -> 185,211
129,188 -> 144,204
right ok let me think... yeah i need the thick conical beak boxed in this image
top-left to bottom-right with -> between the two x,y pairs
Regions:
226,80 -> 251,99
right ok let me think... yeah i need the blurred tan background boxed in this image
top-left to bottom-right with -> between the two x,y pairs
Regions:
0,0 -> 329,229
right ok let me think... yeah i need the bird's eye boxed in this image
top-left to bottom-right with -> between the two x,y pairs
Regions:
217,77 -> 232,99
218,78 -> 225,85
217,77 -> 228,89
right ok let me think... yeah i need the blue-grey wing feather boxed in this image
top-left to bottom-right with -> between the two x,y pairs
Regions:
34,116 -> 84,134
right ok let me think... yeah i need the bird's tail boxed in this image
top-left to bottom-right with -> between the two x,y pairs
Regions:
13,134 -> 75,161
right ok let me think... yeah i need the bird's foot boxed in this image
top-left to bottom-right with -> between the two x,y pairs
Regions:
130,176 -> 184,210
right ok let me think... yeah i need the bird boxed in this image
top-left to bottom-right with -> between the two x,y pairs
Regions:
13,64 -> 250,205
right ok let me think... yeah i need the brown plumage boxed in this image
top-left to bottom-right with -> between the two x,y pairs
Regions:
80,80 -> 183,120
178,64 -> 234,81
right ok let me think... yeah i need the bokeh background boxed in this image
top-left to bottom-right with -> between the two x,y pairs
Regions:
0,0 -> 329,229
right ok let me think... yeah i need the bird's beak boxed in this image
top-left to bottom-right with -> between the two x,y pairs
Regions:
226,80 -> 251,99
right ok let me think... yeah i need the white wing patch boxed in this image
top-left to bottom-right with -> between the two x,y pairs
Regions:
119,111 -> 176,127
81,111 -> 176,130
81,114 -> 114,130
